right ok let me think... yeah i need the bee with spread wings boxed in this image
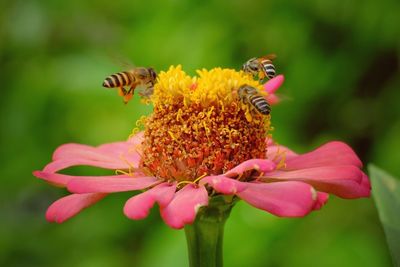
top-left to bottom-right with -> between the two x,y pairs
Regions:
102,56 -> 157,104
102,67 -> 157,103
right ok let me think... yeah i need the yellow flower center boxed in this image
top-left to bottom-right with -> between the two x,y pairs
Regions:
139,65 -> 271,182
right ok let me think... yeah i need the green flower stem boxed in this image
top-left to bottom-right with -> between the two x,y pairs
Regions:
184,196 -> 236,267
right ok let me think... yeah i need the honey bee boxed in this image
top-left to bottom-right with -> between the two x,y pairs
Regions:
238,84 -> 271,115
102,67 -> 157,103
242,54 -> 277,81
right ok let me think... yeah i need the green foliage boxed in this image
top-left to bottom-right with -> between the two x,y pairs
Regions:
370,164 -> 400,267
1,0 -> 399,266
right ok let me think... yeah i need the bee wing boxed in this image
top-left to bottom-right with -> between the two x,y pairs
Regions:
137,67 -> 150,75
107,51 -> 136,69
259,54 -> 277,61
267,93 -> 292,105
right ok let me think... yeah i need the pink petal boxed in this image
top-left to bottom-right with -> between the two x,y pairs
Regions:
52,143 -> 117,161
33,171 -> 139,187
237,181 -> 317,217
124,182 -> 177,220
97,138 -> 142,164
267,144 -> 298,164
284,141 -> 363,170
33,171 -> 71,187
200,175 -> 248,194
46,193 -> 106,223
263,75 -> 284,94
98,131 -> 144,155
266,138 -> 274,147
223,159 -> 276,178
53,143 -> 141,167
67,176 -> 160,193
345,172 -> 371,198
160,184 -> 209,229
53,132 -> 143,161
265,165 -> 362,182
313,192 -> 329,210
43,159 -> 133,173
47,132 -> 144,173
262,165 -> 366,198
361,173 -> 371,193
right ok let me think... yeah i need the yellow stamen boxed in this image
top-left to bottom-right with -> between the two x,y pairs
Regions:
176,108 -> 184,122
269,143 -> 288,170
176,173 -> 208,188
168,131 -> 178,141
255,172 -> 265,181
276,153 -> 287,170
128,128 -> 140,140
115,169 -> 132,176
176,180 -> 193,188
207,106 -> 214,118
193,173 -> 208,184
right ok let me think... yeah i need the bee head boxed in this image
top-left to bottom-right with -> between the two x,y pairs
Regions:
149,68 -> 157,80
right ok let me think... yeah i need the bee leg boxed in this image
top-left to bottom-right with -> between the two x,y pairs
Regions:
123,84 -> 137,104
139,87 -> 153,98
141,82 -> 154,98
118,86 -> 127,97
123,92 -> 133,104
258,72 -> 266,82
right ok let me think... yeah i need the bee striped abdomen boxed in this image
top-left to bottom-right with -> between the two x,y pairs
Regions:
238,84 -> 271,115
249,95 -> 271,115
261,60 -> 276,79
103,72 -> 133,88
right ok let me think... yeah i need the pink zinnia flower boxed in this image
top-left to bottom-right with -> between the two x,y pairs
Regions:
33,66 -> 370,229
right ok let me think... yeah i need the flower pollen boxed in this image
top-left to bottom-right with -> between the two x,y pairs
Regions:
140,65 -> 271,182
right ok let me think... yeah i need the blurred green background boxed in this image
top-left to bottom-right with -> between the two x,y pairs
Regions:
1,0 -> 399,266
